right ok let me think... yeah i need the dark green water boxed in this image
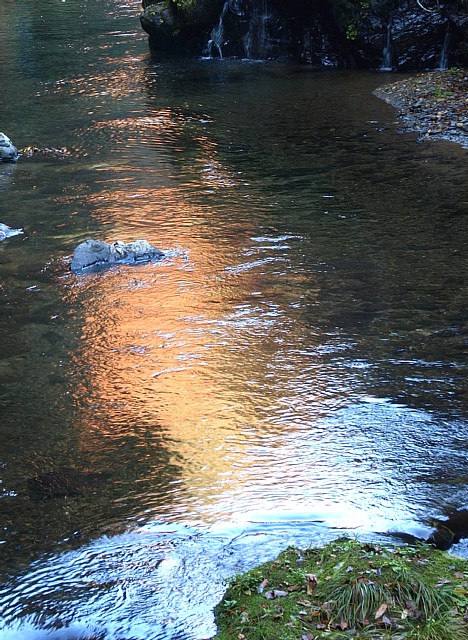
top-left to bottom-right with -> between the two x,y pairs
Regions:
0,0 -> 467,638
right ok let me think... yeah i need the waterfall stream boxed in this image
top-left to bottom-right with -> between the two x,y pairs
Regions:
381,22 -> 393,71
438,26 -> 450,70
204,0 -> 230,58
242,0 -> 270,58
204,0 -> 272,60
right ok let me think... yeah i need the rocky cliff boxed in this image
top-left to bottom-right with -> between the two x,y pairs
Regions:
140,0 -> 468,70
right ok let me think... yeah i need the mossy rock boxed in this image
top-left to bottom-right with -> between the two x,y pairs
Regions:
214,538 -> 468,640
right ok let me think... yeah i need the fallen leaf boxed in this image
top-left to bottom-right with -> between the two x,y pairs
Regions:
436,579 -> 451,586
301,635 -> 315,640
257,578 -> 268,594
338,620 -> 348,630
265,589 -> 288,599
406,599 -> 417,614
346,566 -> 354,573
305,574 -> 318,594
375,603 -> 388,619
381,614 -> 392,626
297,600 -> 312,607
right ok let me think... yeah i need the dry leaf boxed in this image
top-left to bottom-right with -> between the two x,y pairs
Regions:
375,603 -> 388,619
305,574 -> 318,594
265,589 -> 288,599
257,578 -> 268,594
240,611 -> 249,623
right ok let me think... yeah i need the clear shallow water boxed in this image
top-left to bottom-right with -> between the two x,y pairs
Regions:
0,0 -> 467,638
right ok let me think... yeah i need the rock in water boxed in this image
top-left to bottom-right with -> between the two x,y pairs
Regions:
0,222 -> 24,240
27,467 -> 108,499
71,238 -> 165,273
0,132 -> 19,162
428,509 -> 468,550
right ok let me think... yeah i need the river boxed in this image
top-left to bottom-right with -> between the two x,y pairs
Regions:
0,1 -> 467,638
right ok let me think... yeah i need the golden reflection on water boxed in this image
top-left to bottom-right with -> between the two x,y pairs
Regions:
64,175 -> 331,521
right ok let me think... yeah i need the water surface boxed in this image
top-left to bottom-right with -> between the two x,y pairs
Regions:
0,1 -> 467,638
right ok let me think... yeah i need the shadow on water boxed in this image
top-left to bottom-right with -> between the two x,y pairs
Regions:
0,0 -> 467,638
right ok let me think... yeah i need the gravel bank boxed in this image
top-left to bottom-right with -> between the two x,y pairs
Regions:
374,68 -> 468,149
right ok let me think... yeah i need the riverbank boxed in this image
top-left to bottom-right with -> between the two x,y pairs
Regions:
374,68 -> 468,149
214,538 -> 468,640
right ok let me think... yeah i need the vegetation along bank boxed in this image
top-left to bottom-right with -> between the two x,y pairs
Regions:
214,538 -> 468,640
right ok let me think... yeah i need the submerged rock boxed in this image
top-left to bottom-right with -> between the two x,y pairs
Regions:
27,467 -> 108,499
19,145 -> 72,159
0,132 -> 18,162
71,238 -> 165,273
0,222 -> 24,240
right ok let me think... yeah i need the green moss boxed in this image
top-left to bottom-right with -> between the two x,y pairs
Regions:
214,538 -> 468,640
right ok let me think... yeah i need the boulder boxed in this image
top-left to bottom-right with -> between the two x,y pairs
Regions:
71,238 -> 165,273
427,509 -> 468,550
0,132 -> 18,162
0,222 -> 23,240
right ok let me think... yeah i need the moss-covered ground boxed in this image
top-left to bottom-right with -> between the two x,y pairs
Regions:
214,538 -> 468,640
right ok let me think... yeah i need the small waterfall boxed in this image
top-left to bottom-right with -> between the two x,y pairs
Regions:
438,27 -> 450,70
380,22 -> 393,71
204,0 -> 271,61
204,0 -> 230,58
242,0 -> 269,59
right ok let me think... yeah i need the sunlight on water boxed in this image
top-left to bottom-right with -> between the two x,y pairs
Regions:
0,0 -> 467,638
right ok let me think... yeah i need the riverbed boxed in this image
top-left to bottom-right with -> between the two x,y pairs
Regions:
0,1 -> 467,639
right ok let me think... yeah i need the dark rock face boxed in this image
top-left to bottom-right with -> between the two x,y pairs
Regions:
0,132 -> 18,162
140,0 -> 468,70
355,0 -> 468,71
71,238 -> 165,273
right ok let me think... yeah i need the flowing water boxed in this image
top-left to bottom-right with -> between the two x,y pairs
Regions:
0,0 -> 467,638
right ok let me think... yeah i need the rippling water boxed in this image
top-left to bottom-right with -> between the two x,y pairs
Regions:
0,0 -> 467,638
